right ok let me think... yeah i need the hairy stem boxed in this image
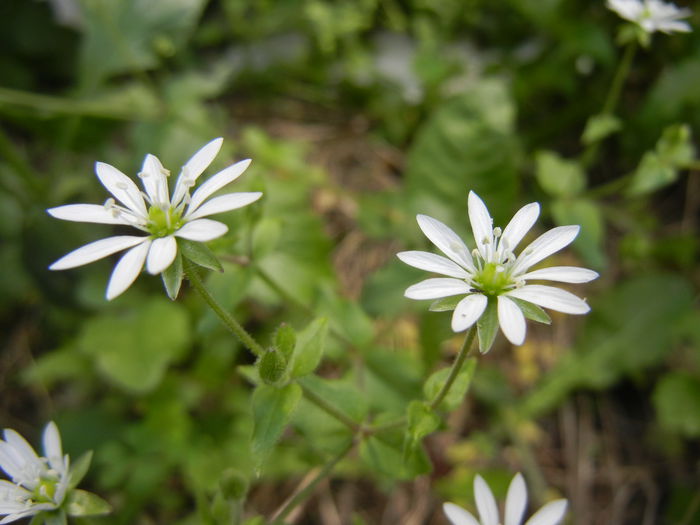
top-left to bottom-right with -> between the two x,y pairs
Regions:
429,327 -> 477,411
183,258 -> 265,357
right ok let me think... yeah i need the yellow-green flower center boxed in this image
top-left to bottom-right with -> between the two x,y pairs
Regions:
32,477 -> 59,504
472,262 -> 513,296
147,205 -> 184,238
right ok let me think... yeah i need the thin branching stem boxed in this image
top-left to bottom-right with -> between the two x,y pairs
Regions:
428,327 -> 477,411
183,258 -> 265,357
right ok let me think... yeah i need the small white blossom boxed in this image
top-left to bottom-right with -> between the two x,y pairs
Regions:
398,191 -> 598,347
607,0 -> 692,33
48,138 -> 262,299
0,422 -> 69,524
444,473 -> 568,525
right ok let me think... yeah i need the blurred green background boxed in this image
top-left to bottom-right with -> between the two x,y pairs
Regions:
0,0 -> 699,523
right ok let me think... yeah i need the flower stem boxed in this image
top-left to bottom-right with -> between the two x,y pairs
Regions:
298,382 -> 360,433
270,439 -> 355,523
602,41 -> 637,117
183,258 -> 265,357
428,327 -> 477,411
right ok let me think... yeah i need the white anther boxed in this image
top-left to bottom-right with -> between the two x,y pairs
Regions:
481,236 -> 491,245
493,227 -> 502,237
137,170 -> 148,179
496,265 -> 505,273
471,248 -> 480,259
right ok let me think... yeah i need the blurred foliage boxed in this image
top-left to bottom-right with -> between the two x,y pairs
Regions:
1,0 -> 699,523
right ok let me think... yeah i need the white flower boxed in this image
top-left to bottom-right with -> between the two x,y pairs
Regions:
48,138 -> 262,299
444,473 -> 568,525
0,422 -> 70,524
607,0 -> 692,33
397,191 -> 598,347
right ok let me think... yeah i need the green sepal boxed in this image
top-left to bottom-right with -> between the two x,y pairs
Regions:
68,450 -> 93,490
161,251 -> 183,300
66,489 -> 112,517
509,297 -> 551,324
423,358 -> 477,411
429,295 -> 462,312
274,323 -> 297,360
257,348 -> 288,386
38,511 -> 66,525
477,299 -> 498,353
179,238 -> 223,272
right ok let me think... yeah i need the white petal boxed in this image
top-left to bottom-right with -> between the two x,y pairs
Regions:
451,294 -> 488,332
511,225 -> 580,275
505,473 -> 528,525
416,215 -> 475,272
49,236 -> 147,270
506,285 -> 590,315
468,191 -> 495,260
146,236 -> 177,275
396,251 -> 471,279
404,278 -> 472,300
175,219 -> 228,242
499,202 -> 539,256
498,295 -> 527,346
520,266 -> 599,283
140,154 -> 170,206
187,159 -> 253,214
0,444 -> 23,481
42,422 -> 63,473
106,240 -> 151,300
186,191 -> 261,220
443,502 -> 480,525
183,138 -> 223,182
47,204 -> 130,225
95,162 -> 147,216
474,474 -> 500,525
525,500 -> 568,525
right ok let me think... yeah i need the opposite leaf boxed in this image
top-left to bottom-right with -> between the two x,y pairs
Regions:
251,383 -> 302,467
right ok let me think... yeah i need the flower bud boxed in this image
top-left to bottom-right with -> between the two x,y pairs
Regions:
257,348 -> 288,385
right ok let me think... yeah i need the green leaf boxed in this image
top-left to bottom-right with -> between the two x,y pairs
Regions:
251,383 -> 302,466
161,251 -> 183,300
581,114 -> 622,145
78,298 -> 190,393
405,79 -> 519,223
477,299 -> 499,353
509,297 -> 551,324
79,0 -> 207,86
290,318 -> 328,378
653,373 -> 700,438
429,295 -> 463,312
534,150 -> 586,198
423,358 -> 478,411
628,124 -> 695,196
525,275 -> 694,418
274,323 -> 297,360
359,434 -> 431,479
180,239 -> 223,272
406,401 -> 440,445
68,451 -> 93,490
66,489 -> 112,516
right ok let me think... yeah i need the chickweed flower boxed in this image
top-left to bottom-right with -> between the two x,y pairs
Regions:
0,422 -> 68,523
398,192 -> 597,351
607,0 -> 692,34
48,138 -> 262,300
444,473 -> 568,525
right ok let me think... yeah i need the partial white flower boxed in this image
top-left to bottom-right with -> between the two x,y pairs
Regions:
607,0 -> 692,33
444,473 -> 568,525
398,191 -> 598,347
0,422 -> 70,524
48,138 -> 262,299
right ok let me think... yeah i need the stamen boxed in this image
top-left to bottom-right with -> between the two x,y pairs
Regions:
493,227 -> 502,238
